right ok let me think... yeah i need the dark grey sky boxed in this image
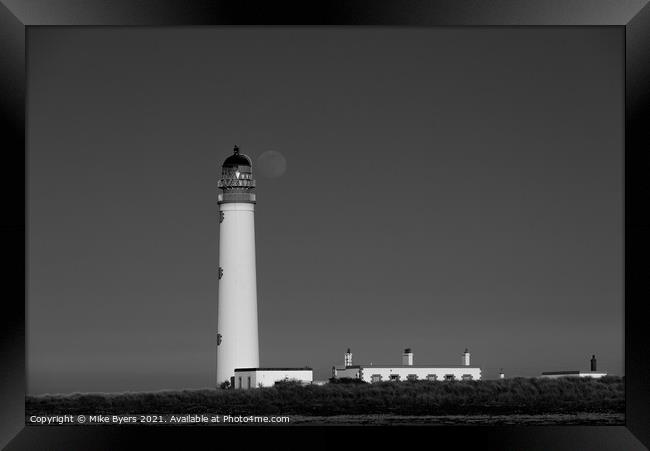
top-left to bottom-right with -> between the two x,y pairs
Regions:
27,27 -> 623,394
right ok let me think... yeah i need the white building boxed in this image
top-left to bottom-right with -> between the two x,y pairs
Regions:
540,355 -> 608,379
216,146 -> 260,387
540,371 -> 608,379
234,368 -> 313,389
333,348 -> 482,382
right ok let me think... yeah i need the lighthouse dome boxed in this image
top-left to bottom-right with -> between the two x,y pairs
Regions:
222,145 -> 252,168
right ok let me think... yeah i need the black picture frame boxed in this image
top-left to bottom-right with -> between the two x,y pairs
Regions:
1,1 -> 649,449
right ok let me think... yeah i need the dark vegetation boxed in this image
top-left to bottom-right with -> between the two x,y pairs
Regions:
26,376 -> 624,417
327,377 -> 367,385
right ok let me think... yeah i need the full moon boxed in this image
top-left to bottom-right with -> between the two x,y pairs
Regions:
256,150 -> 287,178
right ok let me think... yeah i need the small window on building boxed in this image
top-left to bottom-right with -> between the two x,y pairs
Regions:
390,374 -> 401,382
444,374 -> 455,381
427,374 -> 438,381
247,377 -> 251,389
371,374 -> 382,383
407,374 -> 418,381
461,374 -> 473,381
238,377 -> 242,388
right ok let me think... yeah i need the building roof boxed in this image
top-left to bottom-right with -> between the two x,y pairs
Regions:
337,365 -> 481,370
234,367 -> 313,372
541,370 -> 606,375
541,371 -> 580,375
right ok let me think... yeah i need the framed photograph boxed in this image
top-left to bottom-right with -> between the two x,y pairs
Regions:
2,0 -> 649,449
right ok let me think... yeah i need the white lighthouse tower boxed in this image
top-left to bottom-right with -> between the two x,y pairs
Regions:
216,146 -> 259,387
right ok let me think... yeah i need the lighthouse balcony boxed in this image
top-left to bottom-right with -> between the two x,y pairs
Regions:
218,179 -> 256,188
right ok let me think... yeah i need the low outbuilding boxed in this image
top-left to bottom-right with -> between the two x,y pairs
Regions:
233,367 -> 313,389
332,348 -> 482,382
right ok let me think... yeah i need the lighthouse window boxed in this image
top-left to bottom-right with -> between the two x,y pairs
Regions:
247,377 -> 251,389
389,374 -> 400,382
371,374 -> 382,383
444,374 -> 455,381
461,374 -> 473,381
238,377 -> 242,389
427,374 -> 438,381
407,374 -> 418,381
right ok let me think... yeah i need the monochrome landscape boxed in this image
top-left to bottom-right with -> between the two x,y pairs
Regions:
27,27 -> 623,425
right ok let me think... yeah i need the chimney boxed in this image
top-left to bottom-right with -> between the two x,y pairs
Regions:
402,348 -> 413,366
591,355 -> 597,372
462,348 -> 471,366
344,348 -> 353,367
